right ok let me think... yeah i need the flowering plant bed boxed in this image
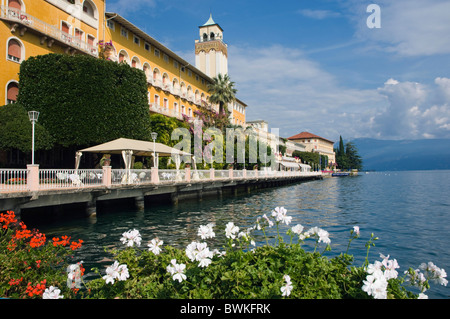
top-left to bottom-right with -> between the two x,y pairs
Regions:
0,208 -> 447,299
0,211 -> 83,299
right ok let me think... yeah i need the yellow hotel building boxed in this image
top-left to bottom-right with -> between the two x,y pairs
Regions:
0,0 -> 246,125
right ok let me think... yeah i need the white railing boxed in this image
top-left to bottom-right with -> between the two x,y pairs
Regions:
0,169 -> 28,192
172,88 -> 180,96
158,169 -> 185,183
162,83 -> 172,92
190,169 -> 210,181
149,104 -> 184,120
39,169 -> 103,190
0,167 -> 322,193
0,6 -> 98,57
214,170 -> 230,180
153,78 -> 162,88
246,170 -> 259,179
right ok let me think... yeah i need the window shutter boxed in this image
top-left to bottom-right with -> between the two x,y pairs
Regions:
8,39 -> 21,60
7,83 -> 19,102
8,0 -> 21,10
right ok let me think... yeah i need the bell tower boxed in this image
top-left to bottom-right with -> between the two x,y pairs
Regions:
195,14 -> 228,78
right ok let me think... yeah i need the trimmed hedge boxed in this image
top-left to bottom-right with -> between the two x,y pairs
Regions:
17,54 -> 152,147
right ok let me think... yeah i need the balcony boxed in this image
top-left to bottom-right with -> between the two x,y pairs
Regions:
149,103 -> 183,120
153,78 -> 162,88
162,82 -> 172,93
0,6 -> 98,57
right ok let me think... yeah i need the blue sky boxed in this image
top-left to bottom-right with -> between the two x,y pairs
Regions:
106,0 -> 450,142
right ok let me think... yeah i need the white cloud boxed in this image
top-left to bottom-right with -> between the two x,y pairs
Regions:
352,0 -> 450,56
371,78 -> 450,139
228,44 -> 384,140
297,9 -> 341,20
227,43 -> 450,141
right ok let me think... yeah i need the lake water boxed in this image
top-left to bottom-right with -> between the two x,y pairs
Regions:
27,170 -> 450,299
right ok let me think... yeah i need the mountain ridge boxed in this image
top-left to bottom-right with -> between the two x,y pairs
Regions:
337,138 -> 450,171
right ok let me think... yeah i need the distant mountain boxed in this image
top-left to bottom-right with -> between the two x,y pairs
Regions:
340,138 -> 450,171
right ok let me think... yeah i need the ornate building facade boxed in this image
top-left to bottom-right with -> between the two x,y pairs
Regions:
0,0 -> 246,125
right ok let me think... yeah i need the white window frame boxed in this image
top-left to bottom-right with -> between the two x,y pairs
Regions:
5,80 -> 19,105
133,35 -> 140,46
107,20 -> 115,30
121,27 -> 128,39
6,36 -> 25,64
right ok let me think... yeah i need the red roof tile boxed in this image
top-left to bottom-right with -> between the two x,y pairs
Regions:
287,132 -> 334,144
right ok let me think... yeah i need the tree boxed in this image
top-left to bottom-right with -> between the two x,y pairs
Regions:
0,103 -> 54,153
335,136 -> 348,169
207,74 -> 237,118
345,142 -> 363,170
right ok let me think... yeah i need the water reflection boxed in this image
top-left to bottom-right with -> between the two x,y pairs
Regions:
29,172 -> 450,298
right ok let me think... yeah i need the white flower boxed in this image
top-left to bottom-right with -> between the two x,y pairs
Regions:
42,286 -> 64,299
381,254 -> 400,280
362,271 -> 388,299
197,248 -> 214,268
120,229 -> 142,247
317,228 -> 331,245
281,275 -> 293,297
186,241 -> 214,267
197,223 -> 215,239
186,241 -> 200,261
103,261 -> 129,284
117,264 -> 130,281
353,226 -> 360,236
261,214 -> 274,228
304,226 -> 331,245
418,293 -> 428,299
167,259 -> 186,282
225,222 -> 239,239
419,262 -> 448,286
271,207 -> 292,225
291,224 -> 304,235
404,268 -> 428,291
148,238 -> 164,255
103,261 -> 120,284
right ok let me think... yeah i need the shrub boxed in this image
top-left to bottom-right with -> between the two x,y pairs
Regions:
17,54 -> 152,148
1,208 -> 447,299
0,211 -> 83,299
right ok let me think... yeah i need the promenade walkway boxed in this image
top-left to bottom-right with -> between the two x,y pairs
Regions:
0,166 -> 322,216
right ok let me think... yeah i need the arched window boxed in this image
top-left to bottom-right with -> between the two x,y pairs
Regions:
153,68 -> 161,86
143,62 -> 151,82
210,32 -> 215,40
203,33 -> 208,42
172,78 -> 179,94
118,50 -> 129,63
7,38 -> 22,62
82,0 -> 96,18
6,81 -> 19,104
131,56 -> 140,68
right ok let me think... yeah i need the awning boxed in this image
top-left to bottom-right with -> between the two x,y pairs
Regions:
299,164 -> 311,169
280,161 -> 300,168
75,138 -> 191,172
78,138 -> 191,157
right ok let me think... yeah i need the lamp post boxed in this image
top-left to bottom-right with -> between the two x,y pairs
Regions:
28,111 -> 39,165
151,132 -> 157,168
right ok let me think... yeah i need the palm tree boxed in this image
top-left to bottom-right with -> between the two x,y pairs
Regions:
207,74 -> 237,115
